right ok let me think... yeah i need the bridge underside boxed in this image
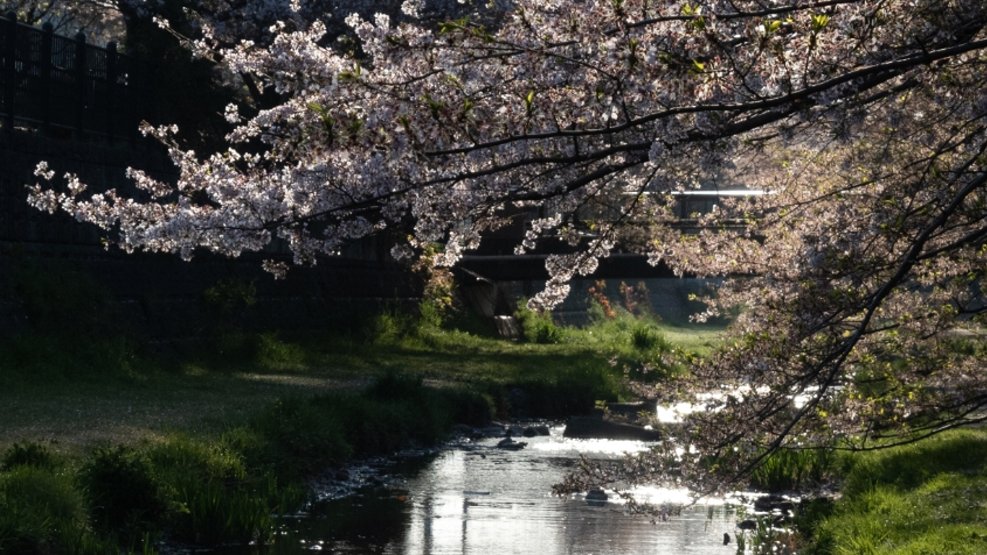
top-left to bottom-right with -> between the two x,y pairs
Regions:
458,252 -> 677,282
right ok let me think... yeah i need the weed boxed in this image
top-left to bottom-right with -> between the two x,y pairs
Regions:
630,321 -> 670,352
368,310 -> 418,345
168,480 -> 274,545
148,435 -> 246,483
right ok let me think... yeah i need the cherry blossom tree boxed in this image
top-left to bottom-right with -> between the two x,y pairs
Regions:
5,0 -> 125,42
27,0 -> 987,491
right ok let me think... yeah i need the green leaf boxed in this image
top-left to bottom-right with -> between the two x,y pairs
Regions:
444,73 -> 464,90
438,17 -> 470,34
680,3 -> 706,30
338,63 -> 362,82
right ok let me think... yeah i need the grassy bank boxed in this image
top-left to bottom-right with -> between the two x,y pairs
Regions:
796,428 -> 987,555
734,429 -> 987,554
0,374 -> 491,553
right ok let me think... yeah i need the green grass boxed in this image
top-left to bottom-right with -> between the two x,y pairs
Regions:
0,375 -> 497,553
556,311 -> 724,387
0,465 -> 90,552
749,447 -> 842,492
0,306 -> 725,453
803,428 -> 987,555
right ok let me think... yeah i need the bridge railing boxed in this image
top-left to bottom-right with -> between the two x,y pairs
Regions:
0,12 -> 149,142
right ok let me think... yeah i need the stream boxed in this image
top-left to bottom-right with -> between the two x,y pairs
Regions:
216,425 -> 745,554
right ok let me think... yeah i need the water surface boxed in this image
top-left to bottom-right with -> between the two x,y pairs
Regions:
244,426 -> 741,554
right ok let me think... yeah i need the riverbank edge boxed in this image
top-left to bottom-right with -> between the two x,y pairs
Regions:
733,427 -> 987,554
792,427 -> 987,554
0,372 -> 615,554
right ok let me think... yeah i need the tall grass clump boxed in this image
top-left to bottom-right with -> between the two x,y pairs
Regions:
839,429 -> 987,496
147,435 -> 288,546
514,301 -> 563,344
749,448 -> 842,492
1,442 -> 57,471
0,379 -> 493,553
0,466 -> 90,554
483,364 -> 621,418
368,309 -> 419,345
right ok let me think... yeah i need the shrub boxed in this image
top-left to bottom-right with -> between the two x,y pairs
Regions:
365,372 -> 494,441
569,313 -> 684,381
329,397 -> 412,456
337,375 -> 446,453
201,277 -> 257,318
250,398 -> 351,479
78,446 -> 169,544
485,365 -> 621,418
445,388 -> 495,427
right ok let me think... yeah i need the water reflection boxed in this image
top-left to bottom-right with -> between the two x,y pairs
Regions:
217,426 -> 738,554
396,430 -> 735,554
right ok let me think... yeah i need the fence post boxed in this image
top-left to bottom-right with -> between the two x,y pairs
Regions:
3,12 -> 16,134
105,41 -> 116,142
40,22 -> 53,136
74,31 -> 86,138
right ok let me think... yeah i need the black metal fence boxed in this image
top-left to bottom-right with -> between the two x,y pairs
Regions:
0,12 -> 149,141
